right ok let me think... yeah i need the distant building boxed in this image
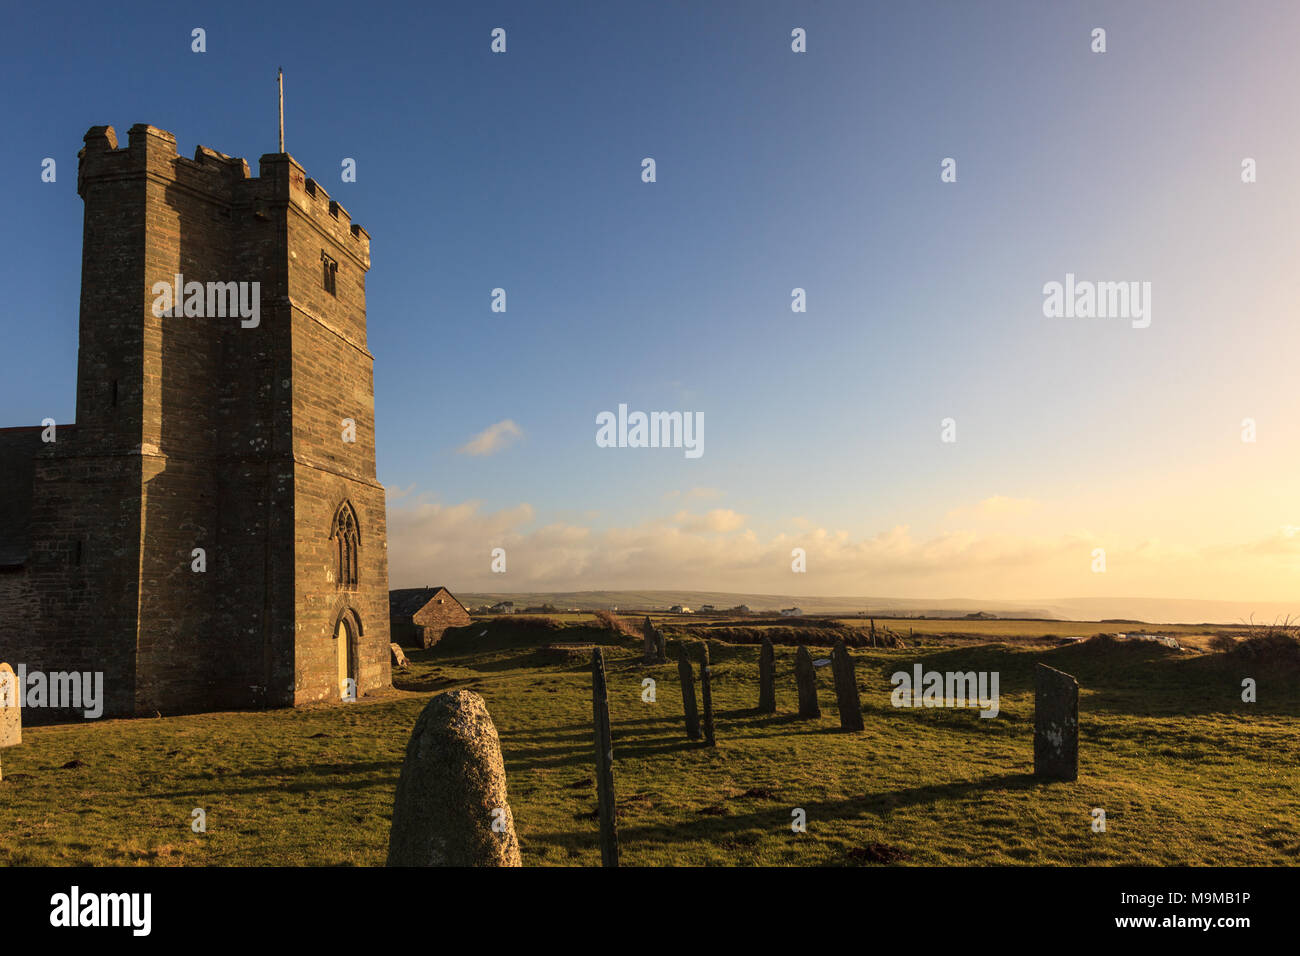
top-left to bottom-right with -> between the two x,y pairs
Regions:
670,605 -> 692,614
780,607 -> 804,617
700,604 -> 716,612
731,604 -> 751,614
389,587 -> 471,648
489,601 -> 516,614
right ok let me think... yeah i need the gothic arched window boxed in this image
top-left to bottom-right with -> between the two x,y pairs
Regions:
331,501 -> 360,591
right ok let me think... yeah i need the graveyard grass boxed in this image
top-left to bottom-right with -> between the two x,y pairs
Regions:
2,624 -> 1296,866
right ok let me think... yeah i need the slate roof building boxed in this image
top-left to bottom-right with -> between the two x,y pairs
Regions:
390,587 -> 471,648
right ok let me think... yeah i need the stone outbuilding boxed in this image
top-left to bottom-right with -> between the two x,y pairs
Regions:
390,587 -> 471,648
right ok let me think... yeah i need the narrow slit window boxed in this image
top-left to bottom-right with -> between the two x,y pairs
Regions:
321,252 -> 338,296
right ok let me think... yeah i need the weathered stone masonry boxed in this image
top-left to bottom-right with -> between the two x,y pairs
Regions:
0,124 -> 391,719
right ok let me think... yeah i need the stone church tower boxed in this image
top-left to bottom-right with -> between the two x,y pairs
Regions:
0,124 -> 391,718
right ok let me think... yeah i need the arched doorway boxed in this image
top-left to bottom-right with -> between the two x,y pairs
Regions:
333,607 -> 362,701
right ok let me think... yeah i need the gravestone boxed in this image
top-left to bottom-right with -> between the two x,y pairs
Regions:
1033,663 -> 1079,781
386,689 -> 521,866
757,637 -> 776,713
830,640 -> 864,731
0,663 -> 19,783
794,646 -> 820,718
591,647 -> 620,866
677,646 -> 701,740
699,644 -> 716,747
641,616 -> 667,664
390,643 -> 410,668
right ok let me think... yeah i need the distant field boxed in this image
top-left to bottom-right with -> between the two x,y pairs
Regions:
2,619 -> 1295,866
835,618 -> 1235,649
551,612 -> 1243,651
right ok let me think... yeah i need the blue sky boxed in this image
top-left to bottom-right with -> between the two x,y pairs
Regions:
3,1 -> 1298,603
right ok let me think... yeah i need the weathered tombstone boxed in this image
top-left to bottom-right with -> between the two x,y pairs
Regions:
390,643 -> 410,668
757,637 -> 776,713
830,640 -> 864,731
591,647 -> 620,866
642,616 -> 658,663
0,663 -> 20,783
1034,663 -> 1079,781
386,689 -> 521,866
677,646 -> 701,740
654,629 -> 667,663
699,644 -> 716,747
795,646 -> 820,718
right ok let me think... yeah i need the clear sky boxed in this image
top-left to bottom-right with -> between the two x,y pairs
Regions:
2,1 -> 1298,606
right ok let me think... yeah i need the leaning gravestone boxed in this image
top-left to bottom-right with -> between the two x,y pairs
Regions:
0,663 -> 19,782
390,643 -> 410,668
677,646 -> 701,740
654,629 -> 667,664
699,644 -> 717,747
1034,663 -> 1079,781
386,690 -> 521,866
830,640 -> 864,731
794,646 -> 820,718
591,647 -> 620,866
757,637 -> 776,713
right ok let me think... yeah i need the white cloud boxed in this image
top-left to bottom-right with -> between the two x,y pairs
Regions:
457,419 -> 523,456
947,496 -> 1041,520
664,486 -> 724,502
383,495 -> 1300,602
672,508 -> 747,533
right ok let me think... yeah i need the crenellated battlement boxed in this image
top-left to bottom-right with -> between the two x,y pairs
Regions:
77,124 -> 370,265
296,174 -> 371,264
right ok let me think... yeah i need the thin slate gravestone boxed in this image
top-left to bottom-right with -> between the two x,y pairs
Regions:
592,647 -> 620,866
830,640 -> 864,731
0,663 -> 20,782
677,646 -> 701,740
757,637 -> 776,713
795,646 -> 820,718
699,644 -> 717,747
1034,663 -> 1079,781
386,690 -> 521,866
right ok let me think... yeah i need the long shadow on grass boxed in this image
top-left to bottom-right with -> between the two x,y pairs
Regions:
152,772 -> 400,799
867,642 -> 1300,718
532,771 -> 1046,856
504,734 -> 708,772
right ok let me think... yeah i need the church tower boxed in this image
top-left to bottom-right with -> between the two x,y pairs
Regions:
10,123 -> 393,715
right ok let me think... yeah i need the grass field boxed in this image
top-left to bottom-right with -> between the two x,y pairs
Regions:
1,622 -> 1296,866
501,611 -> 1243,650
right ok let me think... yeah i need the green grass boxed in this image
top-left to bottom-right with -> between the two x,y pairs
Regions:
2,625 -> 1296,866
